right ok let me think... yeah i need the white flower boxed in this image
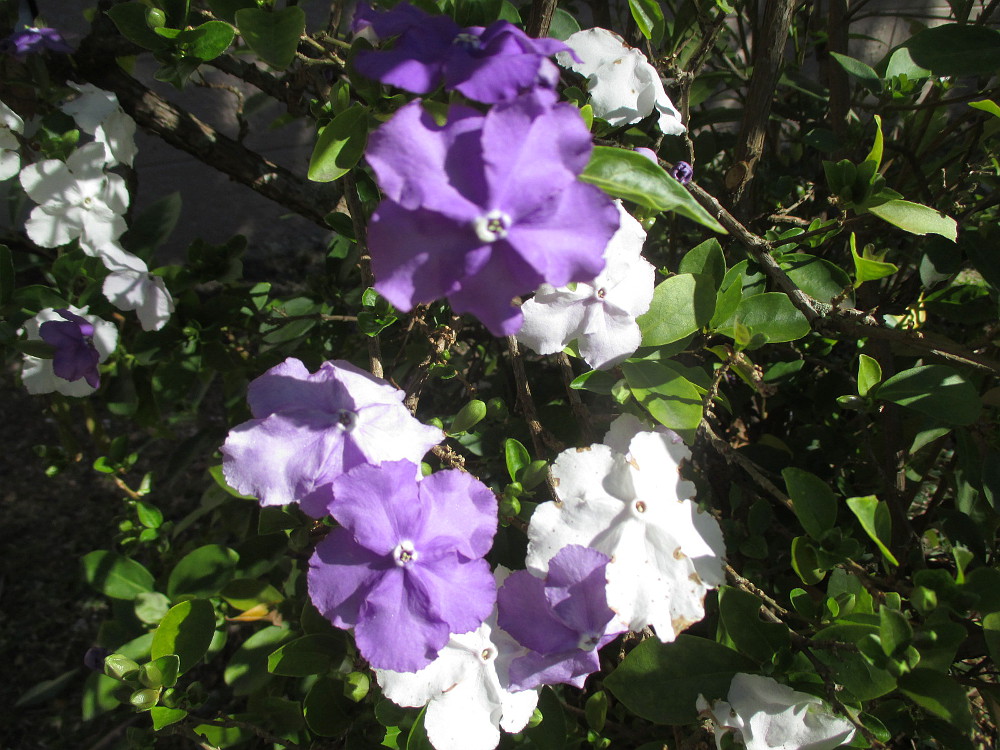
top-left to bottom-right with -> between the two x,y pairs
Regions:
62,83 -> 137,167
516,202 -> 655,370
526,429 -> 725,640
697,673 -> 857,750
21,306 -> 118,397
557,28 -> 685,135
101,250 -> 174,331
20,142 -> 128,254
375,574 -> 538,750
0,99 -> 24,181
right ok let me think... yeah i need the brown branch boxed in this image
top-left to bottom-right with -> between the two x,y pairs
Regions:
506,336 -> 562,457
344,172 -> 384,379
525,0 -> 559,38
556,353 -> 596,444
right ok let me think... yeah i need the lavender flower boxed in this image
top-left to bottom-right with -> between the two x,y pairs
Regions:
21,306 -> 118,397
497,545 -> 622,691
221,357 -> 442,518
353,2 -> 569,104
39,308 -> 101,388
671,161 -> 694,185
308,460 -> 498,672
2,27 -> 72,59
366,93 -> 619,335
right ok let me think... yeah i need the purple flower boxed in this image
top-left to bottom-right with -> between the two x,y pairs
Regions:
497,545 -> 622,691
38,308 -> 102,388
352,2 -> 569,103
670,161 -> 693,185
366,93 -> 620,335
221,358 -> 443,518
308,460 -> 498,672
2,27 -> 72,59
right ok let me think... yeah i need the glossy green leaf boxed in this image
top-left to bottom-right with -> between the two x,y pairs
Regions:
151,599 -> 216,674
605,635 -> 755,724
267,634 -> 344,676
637,273 -> 716,346
902,23 -> 1000,77
717,586 -> 790,662
983,611 -> 1000,667
790,536 -> 826,584
308,105 -> 369,182
865,114 -> 884,172
81,550 -> 155,600
151,706 -> 188,730
547,8 -> 581,41
622,360 -> 704,434
846,496 -> 898,566
505,438 -> 530,482
303,676 -> 352,737
188,20 -> 236,61
167,544 -> 239,599
225,625 -> 293,695
581,147 -> 726,233
526,687 -> 567,749
857,354 -> 882,397
782,468 -> 837,540
628,0 -> 665,47
780,253 -> 853,304
450,399 -> 487,434
867,199 -> 957,241
850,234 -> 898,284
140,654 -> 180,689
235,6 -> 306,69
898,669 -> 973,731
830,52 -> 881,91
879,605 -> 913,658
679,238 -> 726,290
407,706 -> 435,750
970,99 -> 1000,118
719,292 -> 811,347
874,364 -> 981,425
107,2 -> 171,50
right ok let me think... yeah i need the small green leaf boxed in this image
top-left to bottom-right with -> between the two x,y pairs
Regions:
585,690 -> 609,732
151,599 -> 216,674
167,544 -> 239,599
81,550 -> 155,600
780,253 -> 853,305
719,292 -> 811,347
224,625 -> 293,695
850,234 -> 898,284
867,200 -> 957,241
140,655 -> 180,689
637,273 -> 716,346
679,239 -> 726,290
983,611 -> 1000,665
450,399 -> 487,435
874,364 -> 981,425
308,105 -> 369,182
504,438 -> 530,482
790,536 -> 826,584
718,586 -> 790,662
622,360 -> 703,435
628,0 -> 665,48
303,676 -> 352,737
857,354 -> 882,397
879,606 -> 913,658
267,634 -> 344,676
235,6 -> 306,69
846,496 -> 899,567
830,52 -> 882,92
546,8 -> 581,41
970,99 -> 1000,118
782,468 -> 838,540
151,706 -> 188,730
134,591 -> 172,625
106,2 -> 171,50
105,653 -> 141,681
187,20 -> 236,61
581,147 -> 726,233
865,114 -> 884,172
898,669 -> 973,731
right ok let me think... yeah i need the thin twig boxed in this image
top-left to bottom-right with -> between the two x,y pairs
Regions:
344,172 -> 384,379
506,336 -> 562,456
556,353 -> 596,444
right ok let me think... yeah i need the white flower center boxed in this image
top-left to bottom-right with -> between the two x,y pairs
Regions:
336,409 -> 357,431
479,647 -> 494,661
82,196 -> 94,207
577,633 -> 601,651
594,287 -> 607,299
392,540 -> 418,567
453,32 -> 483,50
633,500 -> 647,515
473,210 -> 511,243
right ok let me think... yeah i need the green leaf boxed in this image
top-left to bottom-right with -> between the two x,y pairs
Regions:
546,8 -> 581,41
151,599 -> 216,674
782,467 -> 838,540
850,234 -> 898,284
134,591 -> 172,625
220,579 -> 284,610
526,687 -> 567,749
267,634 -> 344,676
570,369 -> 618,395
898,669 -> 973,732
407,706 -> 435,750
830,52 -> 882,92
206,0 -> 256,23
106,2 -> 171,50
637,273 -> 716,346
0,245 -> 13,305
581,147 -> 726,233
504,438 -> 530,483
628,0 -> 665,48
867,199 -> 957,241
585,690 -> 609,732
846,496 -> 899,567
902,23 -> 1000,77
719,292 -> 811,347
790,536 -> 826,584
308,105 -> 369,182
151,706 -> 188,730
780,253 -> 853,305
167,544 -> 239,599
857,354 -> 882,397
140,654 -> 180,689
225,625 -> 293,695
81,550 -> 155,600
879,605 -> 913,658
885,46 -> 930,81
450,399 -> 487,434
303,676 -> 352,737
605,635 -> 756,724
717,586 -> 790,662
679,239 -> 726,290
983,611 -> 1000,666
208,464 -> 257,499
970,99 -> 1000,118
161,0 -> 190,27
874,364 -> 981,425
622,360 -> 704,434
187,20 -> 236,61
235,6 -> 306,69
710,279 -> 742,329
865,114 -> 884,172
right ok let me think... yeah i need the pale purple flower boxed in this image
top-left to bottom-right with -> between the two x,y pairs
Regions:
2,27 -> 72,59
221,358 -> 443,517
308,460 -> 498,672
39,308 -> 101,388
497,545 -> 621,691
671,161 -> 693,185
352,2 -> 569,103
21,306 -> 118,397
366,93 -> 619,335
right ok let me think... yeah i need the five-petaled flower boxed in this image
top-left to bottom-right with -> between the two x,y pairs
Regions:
221,357 -> 442,518
353,2 -> 569,104
39,308 -> 102,388
101,251 -> 175,332
366,92 -> 619,335
1,26 -> 72,59
21,306 -> 118,397
0,99 -> 24,181
308,460 -> 498,672
61,83 -> 137,168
